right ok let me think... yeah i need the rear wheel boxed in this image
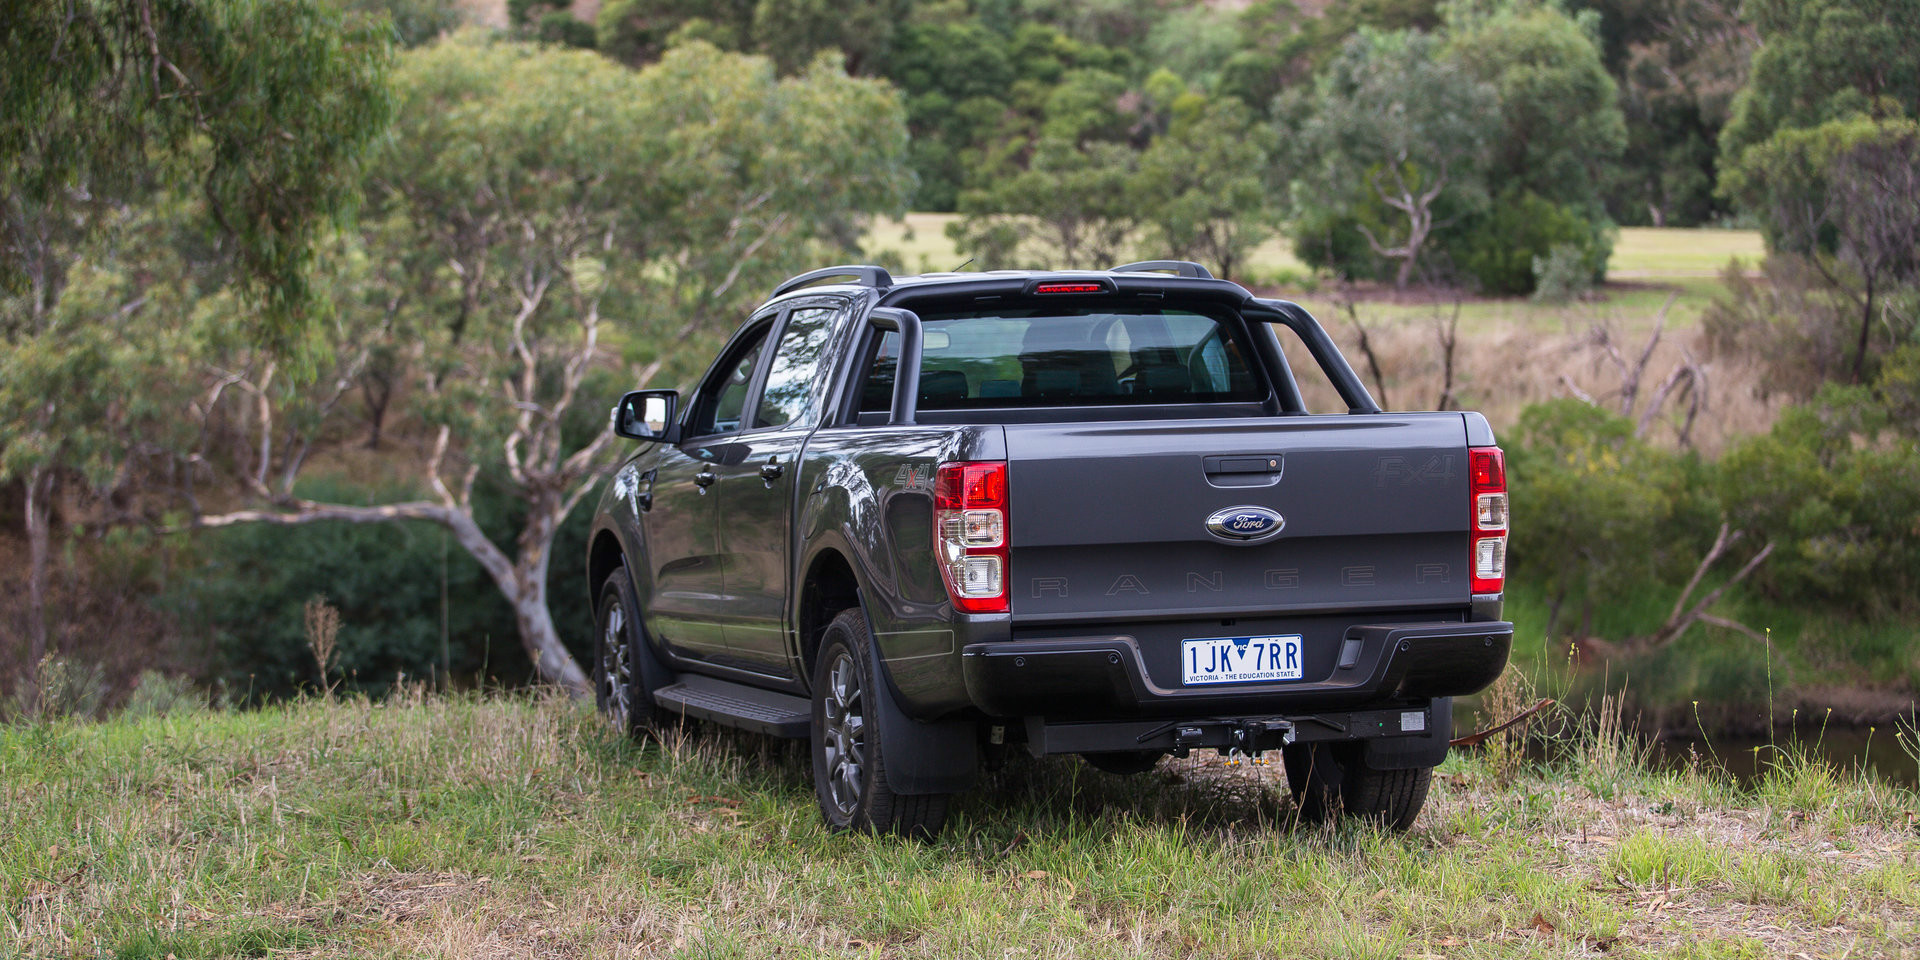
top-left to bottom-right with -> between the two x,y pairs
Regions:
1281,741 -> 1432,831
810,609 -> 949,838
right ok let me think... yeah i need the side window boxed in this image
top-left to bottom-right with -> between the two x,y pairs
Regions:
754,307 -> 838,429
688,326 -> 771,437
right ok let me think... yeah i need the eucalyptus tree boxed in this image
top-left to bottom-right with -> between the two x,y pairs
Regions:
192,36 -> 914,693
1295,29 -> 1498,288
0,0 -> 392,708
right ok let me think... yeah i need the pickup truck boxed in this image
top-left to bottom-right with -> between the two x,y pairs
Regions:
587,261 -> 1513,836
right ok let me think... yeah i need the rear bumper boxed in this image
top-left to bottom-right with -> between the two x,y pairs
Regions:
960,619 -> 1512,719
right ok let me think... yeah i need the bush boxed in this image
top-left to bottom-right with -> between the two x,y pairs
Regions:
1505,399 -> 1719,635
1446,189 -> 1610,296
1716,374 -> 1920,616
1531,243 -> 1594,304
537,11 -> 597,48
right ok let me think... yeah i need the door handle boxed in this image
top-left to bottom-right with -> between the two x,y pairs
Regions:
694,469 -> 715,488
759,458 -> 784,482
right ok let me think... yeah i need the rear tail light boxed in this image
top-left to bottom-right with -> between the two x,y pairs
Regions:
935,461 -> 1009,613
1470,446 -> 1507,594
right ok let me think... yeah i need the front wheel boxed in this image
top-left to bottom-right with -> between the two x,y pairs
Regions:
810,609 -> 949,838
1281,741 -> 1433,831
595,565 -> 664,737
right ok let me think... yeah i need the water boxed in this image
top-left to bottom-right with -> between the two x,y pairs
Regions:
1648,726 -> 1919,789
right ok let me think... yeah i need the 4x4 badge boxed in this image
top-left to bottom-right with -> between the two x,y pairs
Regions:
1206,505 -> 1285,542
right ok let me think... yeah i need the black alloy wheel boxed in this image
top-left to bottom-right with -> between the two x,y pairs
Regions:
809,609 -> 949,837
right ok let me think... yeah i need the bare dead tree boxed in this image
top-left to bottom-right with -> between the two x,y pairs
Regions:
1643,523 -> 1775,650
1356,158 -> 1459,289
1336,285 -> 1393,410
1562,293 -> 1710,446
1433,298 -> 1461,411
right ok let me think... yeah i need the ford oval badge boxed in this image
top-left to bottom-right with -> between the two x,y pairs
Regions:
1206,505 -> 1285,542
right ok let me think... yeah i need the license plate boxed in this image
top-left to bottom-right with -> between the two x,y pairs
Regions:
1181,635 -> 1304,685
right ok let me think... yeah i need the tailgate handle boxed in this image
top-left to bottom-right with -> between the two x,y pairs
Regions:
1205,455 -> 1283,476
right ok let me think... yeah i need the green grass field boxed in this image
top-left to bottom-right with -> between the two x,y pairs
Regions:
5,693 -> 1915,958
860,216 -> 1760,340
862,215 -> 1759,284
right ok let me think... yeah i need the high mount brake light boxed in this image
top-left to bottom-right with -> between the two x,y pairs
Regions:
935,461 -> 1009,614
1033,282 -> 1106,294
1470,446 -> 1507,594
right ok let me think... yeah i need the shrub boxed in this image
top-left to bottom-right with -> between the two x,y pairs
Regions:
1505,399 -> 1719,635
1716,377 -> 1920,616
1446,189 -> 1609,296
1531,243 -> 1594,304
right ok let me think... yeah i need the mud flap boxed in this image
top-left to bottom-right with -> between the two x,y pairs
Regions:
1361,697 -> 1452,771
856,596 -> 979,795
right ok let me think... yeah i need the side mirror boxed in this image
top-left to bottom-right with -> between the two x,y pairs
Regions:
613,389 -> 678,443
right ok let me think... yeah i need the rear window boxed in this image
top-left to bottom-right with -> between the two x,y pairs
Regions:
859,303 -> 1263,412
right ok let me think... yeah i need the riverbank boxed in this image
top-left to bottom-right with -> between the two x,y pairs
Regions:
5,690 -> 1915,957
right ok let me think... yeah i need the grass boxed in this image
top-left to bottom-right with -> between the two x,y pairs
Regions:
860,213 -> 1757,285
4,691 -> 1915,958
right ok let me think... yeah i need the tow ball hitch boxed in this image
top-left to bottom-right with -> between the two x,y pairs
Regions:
1152,718 -> 1297,759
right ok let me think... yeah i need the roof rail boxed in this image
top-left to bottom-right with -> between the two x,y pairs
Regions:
771,264 -> 893,299
1110,260 -> 1214,280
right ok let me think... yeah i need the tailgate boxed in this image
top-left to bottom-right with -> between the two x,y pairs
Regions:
1004,414 -> 1471,621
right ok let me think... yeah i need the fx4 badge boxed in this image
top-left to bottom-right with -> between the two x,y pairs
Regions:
1205,505 -> 1285,542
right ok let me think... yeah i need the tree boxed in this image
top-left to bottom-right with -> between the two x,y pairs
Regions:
2,0 -> 394,356
1445,2 -> 1625,207
950,137 -> 1139,269
191,37 -> 914,694
1295,29 -> 1498,287
1,0 -> 392,709
1718,0 -> 1920,167
1721,116 -> 1920,382
1568,0 -> 1753,226
1131,93 -> 1279,280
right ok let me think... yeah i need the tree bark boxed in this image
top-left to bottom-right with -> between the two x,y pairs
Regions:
21,466 -> 53,713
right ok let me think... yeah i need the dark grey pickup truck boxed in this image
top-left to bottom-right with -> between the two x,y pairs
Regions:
587,261 -> 1513,836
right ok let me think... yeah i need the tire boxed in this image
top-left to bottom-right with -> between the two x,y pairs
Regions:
595,565 -> 663,737
1281,741 -> 1433,831
810,609 -> 950,838
1082,752 -> 1163,776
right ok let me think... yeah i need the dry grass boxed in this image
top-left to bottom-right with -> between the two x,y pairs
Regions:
4,692 -> 1914,958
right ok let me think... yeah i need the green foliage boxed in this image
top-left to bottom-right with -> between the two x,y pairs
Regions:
1715,363 -> 1920,616
329,0 -> 467,47
0,0 -> 394,360
536,10 -> 598,48
1570,0 -> 1750,226
1530,243 -> 1596,305
1130,96 -> 1278,280
1505,399 -> 1719,629
1444,1 -> 1626,215
1446,188 -> 1611,296
1719,0 -> 1920,170
950,137 -> 1139,269
1289,27 -> 1498,285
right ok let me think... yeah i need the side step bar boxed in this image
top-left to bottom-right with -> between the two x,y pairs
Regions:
652,675 -> 811,738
